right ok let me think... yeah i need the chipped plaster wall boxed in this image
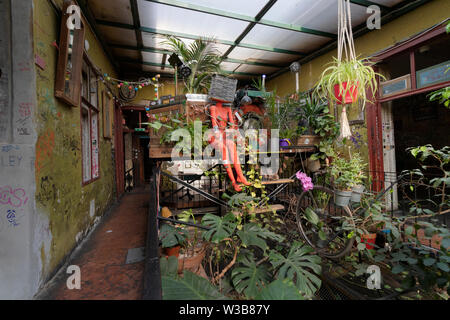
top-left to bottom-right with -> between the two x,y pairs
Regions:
266,0 -> 450,163
32,0 -> 118,292
0,0 -> 39,300
0,0 -> 118,299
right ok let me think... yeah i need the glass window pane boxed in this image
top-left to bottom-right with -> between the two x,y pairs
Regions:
91,112 -> 100,179
81,104 -> 91,182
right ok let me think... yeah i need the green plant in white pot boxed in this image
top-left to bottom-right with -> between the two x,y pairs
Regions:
163,36 -> 223,98
329,156 -> 358,207
349,153 -> 367,203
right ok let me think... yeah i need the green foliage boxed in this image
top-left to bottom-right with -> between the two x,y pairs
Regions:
254,279 -> 305,300
162,271 -> 229,300
201,213 -> 237,243
314,57 -> 384,108
237,223 -> 284,252
329,152 -> 367,190
160,256 -> 179,278
268,241 -> 322,299
163,36 -> 223,93
159,223 -> 188,248
231,252 -> 271,299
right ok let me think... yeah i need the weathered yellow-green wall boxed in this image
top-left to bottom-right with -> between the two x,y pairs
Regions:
267,0 -> 450,163
33,0 -> 118,279
133,79 -> 177,102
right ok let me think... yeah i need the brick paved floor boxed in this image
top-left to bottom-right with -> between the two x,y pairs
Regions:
38,187 -> 149,300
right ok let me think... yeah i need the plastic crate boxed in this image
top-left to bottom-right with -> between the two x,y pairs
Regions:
208,75 -> 238,103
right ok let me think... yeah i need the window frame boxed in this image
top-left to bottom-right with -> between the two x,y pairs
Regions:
55,0 -> 86,107
80,56 -> 101,186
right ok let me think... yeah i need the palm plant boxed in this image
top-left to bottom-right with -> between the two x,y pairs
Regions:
163,36 -> 223,94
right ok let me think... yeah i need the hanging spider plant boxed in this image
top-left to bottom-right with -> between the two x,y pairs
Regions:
314,0 -> 384,108
163,36 -> 223,94
315,56 -> 383,107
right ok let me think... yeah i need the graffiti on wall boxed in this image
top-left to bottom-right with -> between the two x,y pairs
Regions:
35,128 -> 55,175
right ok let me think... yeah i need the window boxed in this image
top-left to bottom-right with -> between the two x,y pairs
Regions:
81,59 -> 100,184
55,0 -> 85,107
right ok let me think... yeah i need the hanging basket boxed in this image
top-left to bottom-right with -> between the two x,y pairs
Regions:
334,81 -> 359,104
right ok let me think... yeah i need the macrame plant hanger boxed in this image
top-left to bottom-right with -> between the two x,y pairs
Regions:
337,0 -> 356,140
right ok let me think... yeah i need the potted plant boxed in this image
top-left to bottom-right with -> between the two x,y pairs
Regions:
315,57 -> 381,107
297,94 -> 340,154
159,223 -> 188,257
163,36 -> 223,99
349,153 -> 367,203
329,156 -> 358,207
176,210 -> 207,275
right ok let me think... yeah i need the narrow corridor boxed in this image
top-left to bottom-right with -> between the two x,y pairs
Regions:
37,187 -> 150,300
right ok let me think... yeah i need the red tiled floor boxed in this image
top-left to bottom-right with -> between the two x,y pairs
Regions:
40,187 -> 149,300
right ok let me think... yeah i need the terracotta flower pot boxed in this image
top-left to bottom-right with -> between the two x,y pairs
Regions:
177,244 -> 206,274
334,82 -> 359,104
306,158 -> 321,172
361,233 -> 377,250
162,245 -> 181,257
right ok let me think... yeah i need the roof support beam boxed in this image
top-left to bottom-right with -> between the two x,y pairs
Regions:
143,0 -> 336,39
109,43 -> 285,68
222,0 -> 278,60
118,58 -> 261,77
96,19 -> 307,56
268,0 -> 433,80
350,0 -> 390,11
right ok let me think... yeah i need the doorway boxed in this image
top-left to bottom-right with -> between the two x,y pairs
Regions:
381,92 -> 450,212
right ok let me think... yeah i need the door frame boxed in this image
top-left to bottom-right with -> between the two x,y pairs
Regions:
367,21 -> 449,191
114,102 -> 125,197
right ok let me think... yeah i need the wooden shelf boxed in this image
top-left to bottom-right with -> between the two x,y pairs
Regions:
261,179 -> 295,185
232,204 -> 285,216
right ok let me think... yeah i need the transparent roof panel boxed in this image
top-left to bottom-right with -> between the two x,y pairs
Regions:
220,62 -> 241,72
112,47 -> 141,60
141,33 -> 231,55
97,25 -> 137,46
262,0 -> 368,34
142,65 -> 174,74
241,24 -> 330,53
227,47 -> 300,64
236,64 -> 280,75
179,0 -> 269,17
138,0 -> 250,42
90,0 -> 134,25
142,52 -> 168,64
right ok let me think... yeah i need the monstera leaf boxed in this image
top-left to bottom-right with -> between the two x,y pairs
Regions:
231,252 -> 271,299
269,241 -> 322,298
201,213 -> 237,243
159,223 -> 188,248
160,256 -> 178,278
255,279 -> 305,300
237,223 -> 285,252
162,271 -> 229,300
